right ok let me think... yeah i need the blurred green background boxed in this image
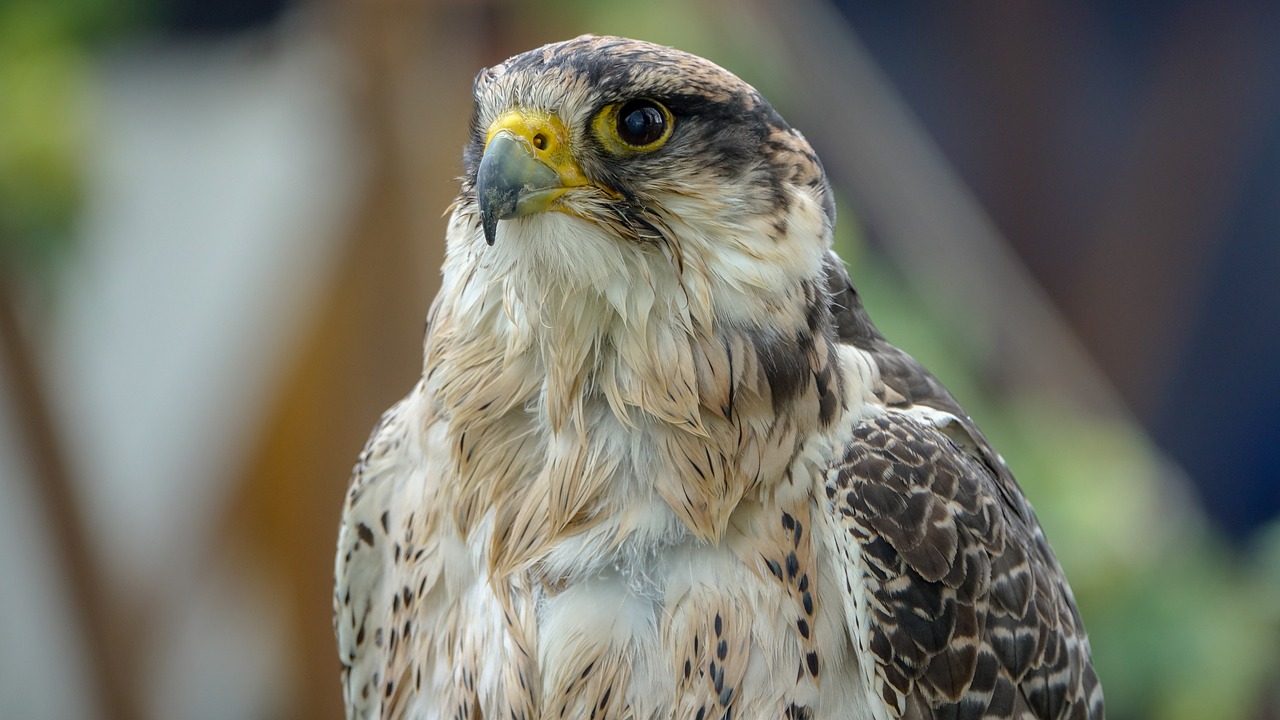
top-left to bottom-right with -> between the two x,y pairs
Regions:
2,1 -> 1278,719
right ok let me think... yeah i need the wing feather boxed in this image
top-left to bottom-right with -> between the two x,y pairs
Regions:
822,255 -> 1104,719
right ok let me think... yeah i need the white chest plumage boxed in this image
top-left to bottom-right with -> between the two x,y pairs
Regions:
378,319 -> 891,720
414,420 -> 882,720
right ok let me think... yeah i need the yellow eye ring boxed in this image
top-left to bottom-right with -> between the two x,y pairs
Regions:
593,98 -> 674,153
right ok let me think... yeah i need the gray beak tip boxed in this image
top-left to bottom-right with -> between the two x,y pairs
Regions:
482,213 -> 498,246
474,130 -> 564,247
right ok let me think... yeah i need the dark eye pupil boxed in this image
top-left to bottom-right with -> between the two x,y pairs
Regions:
617,100 -> 666,146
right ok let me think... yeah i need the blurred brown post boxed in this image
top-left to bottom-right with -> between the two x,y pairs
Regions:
221,3 -> 485,719
0,274 -> 141,720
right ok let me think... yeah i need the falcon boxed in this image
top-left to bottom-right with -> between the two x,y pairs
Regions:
334,35 -> 1104,720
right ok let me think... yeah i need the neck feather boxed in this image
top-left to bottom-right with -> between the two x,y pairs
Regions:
425,210 -> 845,575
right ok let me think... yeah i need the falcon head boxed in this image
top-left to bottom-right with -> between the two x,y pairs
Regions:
436,36 -> 853,558
453,35 -> 837,330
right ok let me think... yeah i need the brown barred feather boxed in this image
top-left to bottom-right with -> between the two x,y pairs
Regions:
824,257 -> 1104,719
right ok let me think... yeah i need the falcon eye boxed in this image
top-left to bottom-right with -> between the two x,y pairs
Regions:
617,100 -> 668,147
593,98 -> 674,153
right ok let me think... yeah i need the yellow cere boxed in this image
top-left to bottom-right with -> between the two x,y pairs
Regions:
485,109 -> 589,187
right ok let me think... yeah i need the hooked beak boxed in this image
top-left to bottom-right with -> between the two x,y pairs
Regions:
476,109 -> 589,246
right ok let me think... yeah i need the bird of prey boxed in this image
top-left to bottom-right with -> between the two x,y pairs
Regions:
335,35 -> 1104,720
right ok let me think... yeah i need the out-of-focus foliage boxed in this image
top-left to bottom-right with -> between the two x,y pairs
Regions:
0,0 -> 147,285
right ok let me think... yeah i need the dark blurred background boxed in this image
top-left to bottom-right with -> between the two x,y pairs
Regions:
1,1 -> 1277,719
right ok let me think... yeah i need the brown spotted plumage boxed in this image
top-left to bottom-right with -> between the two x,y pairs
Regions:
334,35 -> 1103,720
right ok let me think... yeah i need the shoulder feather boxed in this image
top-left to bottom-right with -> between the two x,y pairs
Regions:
822,255 -> 1104,719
